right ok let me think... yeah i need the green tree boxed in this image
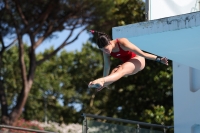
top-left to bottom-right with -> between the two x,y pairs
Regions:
24,42 -> 104,124
24,47 -> 76,123
0,0 -> 113,125
89,0 -> 145,36
2,42 -> 104,124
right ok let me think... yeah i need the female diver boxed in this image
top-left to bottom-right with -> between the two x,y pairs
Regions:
88,30 -> 168,91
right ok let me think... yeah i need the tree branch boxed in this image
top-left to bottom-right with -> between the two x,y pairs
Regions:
18,34 -> 27,87
33,23 -> 54,49
13,0 -> 28,26
0,38 -> 17,56
5,38 -> 18,49
32,1 -> 55,36
33,17 -> 81,50
18,1 -> 56,35
3,0 -> 19,30
36,27 -> 86,65
0,35 -> 5,54
27,34 -> 37,82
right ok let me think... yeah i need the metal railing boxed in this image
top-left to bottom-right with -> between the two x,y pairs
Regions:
0,125 -> 56,133
82,113 -> 173,133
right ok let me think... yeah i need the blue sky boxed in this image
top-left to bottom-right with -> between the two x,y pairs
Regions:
3,28 -> 90,53
20,29 -> 90,52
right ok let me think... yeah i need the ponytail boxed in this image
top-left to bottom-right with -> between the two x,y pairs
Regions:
89,30 -> 111,48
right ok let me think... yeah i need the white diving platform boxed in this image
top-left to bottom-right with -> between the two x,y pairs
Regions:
112,11 -> 200,133
112,11 -> 200,70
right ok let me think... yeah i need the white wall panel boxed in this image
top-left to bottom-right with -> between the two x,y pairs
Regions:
149,0 -> 198,20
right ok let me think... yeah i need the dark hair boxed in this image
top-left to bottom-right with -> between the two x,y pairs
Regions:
90,30 -> 111,48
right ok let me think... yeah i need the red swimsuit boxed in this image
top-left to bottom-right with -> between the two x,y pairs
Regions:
110,39 -> 136,62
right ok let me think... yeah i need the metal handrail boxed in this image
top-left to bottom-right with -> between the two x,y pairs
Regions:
0,125 -> 56,133
82,113 -> 174,129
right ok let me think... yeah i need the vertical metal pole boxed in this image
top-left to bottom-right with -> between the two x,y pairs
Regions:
83,116 -> 88,133
137,124 -> 140,133
149,127 -> 153,133
163,128 -> 167,133
44,95 -> 47,124
161,122 -> 166,133
145,0 -> 149,21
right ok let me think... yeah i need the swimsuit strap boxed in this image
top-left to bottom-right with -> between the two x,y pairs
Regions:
116,39 -> 123,50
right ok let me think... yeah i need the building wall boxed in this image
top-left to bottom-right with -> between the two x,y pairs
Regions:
148,1 -> 200,132
113,3 -> 200,131
173,62 -> 200,133
148,0 -> 198,20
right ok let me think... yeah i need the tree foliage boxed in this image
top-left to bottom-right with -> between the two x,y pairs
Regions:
3,40 -> 173,128
88,0 -> 145,37
0,0 -> 114,125
2,42 -> 103,124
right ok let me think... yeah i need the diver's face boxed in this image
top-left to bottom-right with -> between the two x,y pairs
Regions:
100,43 -> 111,54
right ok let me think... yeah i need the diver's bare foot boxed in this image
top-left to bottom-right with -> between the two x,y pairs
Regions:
88,78 -> 105,91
